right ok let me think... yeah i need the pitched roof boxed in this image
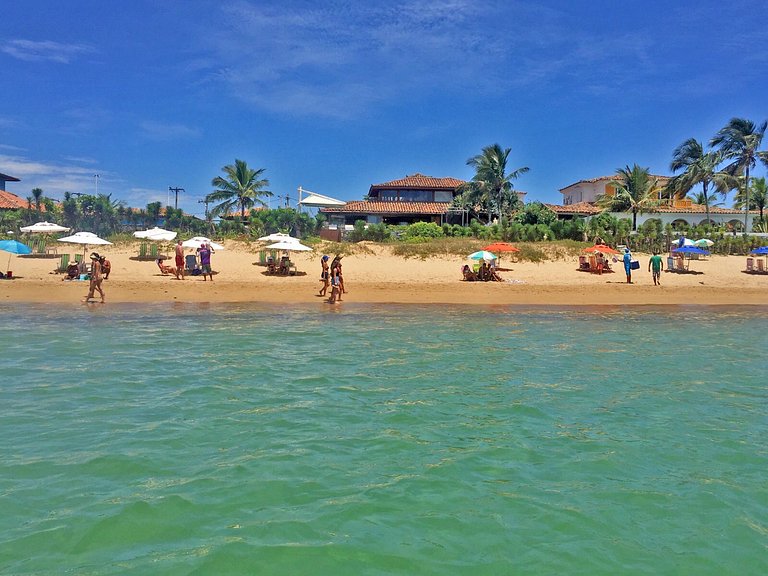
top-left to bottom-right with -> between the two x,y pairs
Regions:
0,172 -> 21,184
559,174 -> 671,192
321,201 -> 451,215
0,190 -> 33,210
370,173 -> 465,190
544,202 -> 603,215
545,201 -> 752,216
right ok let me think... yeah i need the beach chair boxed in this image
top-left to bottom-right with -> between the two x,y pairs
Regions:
588,255 -> 597,272
757,259 -> 765,273
578,255 -> 589,270
258,250 -> 267,265
746,257 -> 754,272
56,253 -> 70,273
138,243 -> 148,260
149,244 -> 158,259
667,256 -> 675,272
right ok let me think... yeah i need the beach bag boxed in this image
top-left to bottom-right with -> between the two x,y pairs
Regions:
630,260 -> 640,270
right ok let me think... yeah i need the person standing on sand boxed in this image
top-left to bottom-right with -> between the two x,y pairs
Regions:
623,248 -> 633,284
199,243 -> 213,281
175,240 -> 185,279
327,263 -> 340,304
84,252 -> 105,303
319,255 -> 330,296
649,250 -> 663,286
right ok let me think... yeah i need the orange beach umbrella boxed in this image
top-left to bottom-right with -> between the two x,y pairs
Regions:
582,244 -> 621,255
483,242 -> 520,253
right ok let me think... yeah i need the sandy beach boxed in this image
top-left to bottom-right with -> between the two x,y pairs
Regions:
1,241 -> 766,306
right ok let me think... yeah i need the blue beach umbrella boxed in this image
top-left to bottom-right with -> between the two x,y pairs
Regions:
0,239 -> 32,271
749,246 -> 768,255
672,245 -> 710,255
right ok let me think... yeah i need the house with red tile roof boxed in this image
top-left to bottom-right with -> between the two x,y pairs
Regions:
321,173 -> 466,226
0,172 -> 33,211
552,174 -> 754,230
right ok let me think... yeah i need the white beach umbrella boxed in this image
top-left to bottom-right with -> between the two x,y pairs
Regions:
57,231 -> 112,246
693,238 -> 714,247
258,232 -> 299,243
182,236 -> 224,250
20,221 -> 71,234
57,231 -> 112,257
134,227 -> 177,241
266,240 -> 313,251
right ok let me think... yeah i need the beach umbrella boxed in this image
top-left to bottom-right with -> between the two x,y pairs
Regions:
693,238 -> 714,248
258,232 -> 299,243
0,239 -> 32,271
20,221 -> 71,234
483,242 -> 520,253
134,227 -> 177,241
677,237 -> 695,247
266,240 -> 312,251
672,245 -> 710,255
57,232 -> 112,258
749,246 -> 768,255
582,244 -> 621,255
182,236 -> 224,250
468,250 -> 497,261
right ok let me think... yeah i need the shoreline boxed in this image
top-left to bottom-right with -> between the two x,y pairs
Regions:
2,242 -> 766,306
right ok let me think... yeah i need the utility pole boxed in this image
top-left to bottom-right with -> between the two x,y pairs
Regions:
94,174 -> 100,195
198,197 -> 211,221
169,187 -> 184,210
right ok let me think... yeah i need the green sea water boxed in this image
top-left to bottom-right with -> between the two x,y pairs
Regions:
1,303 -> 766,575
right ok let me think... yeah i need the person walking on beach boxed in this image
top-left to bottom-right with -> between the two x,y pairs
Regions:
623,248 -> 633,284
198,243 -> 213,281
331,255 -> 346,298
649,250 -> 664,286
327,262 -> 340,304
319,255 -> 330,297
175,240 -> 185,279
83,252 -> 105,303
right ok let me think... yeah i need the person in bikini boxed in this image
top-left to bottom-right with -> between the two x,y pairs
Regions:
84,252 -> 105,303
319,255 -> 330,296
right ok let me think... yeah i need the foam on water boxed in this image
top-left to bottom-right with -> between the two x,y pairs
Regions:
1,303 -> 766,574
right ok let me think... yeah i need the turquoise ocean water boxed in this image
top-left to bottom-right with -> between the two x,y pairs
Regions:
1,303 -> 766,575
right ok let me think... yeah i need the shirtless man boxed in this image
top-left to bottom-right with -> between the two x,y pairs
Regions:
175,240 -> 185,279
84,252 -> 105,303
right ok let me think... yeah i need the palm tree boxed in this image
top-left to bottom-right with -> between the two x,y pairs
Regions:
667,139 -> 730,224
735,176 -> 768,224
597,164 -> 662,231
209,159 -> 272,222
710,117 -> 768,232
465,144 -> 529,223
31,187 -> 44,216
687,190 -> 724,209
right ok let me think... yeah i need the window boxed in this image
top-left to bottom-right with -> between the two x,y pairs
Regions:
434,190 -> 453,202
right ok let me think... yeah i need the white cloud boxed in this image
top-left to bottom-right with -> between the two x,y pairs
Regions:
1,39 -> 94,63
0,153 -> 103,198
194,0 -> 677,118
139,121 -> 201,141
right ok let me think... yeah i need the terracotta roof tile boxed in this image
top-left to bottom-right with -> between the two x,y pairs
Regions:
546,201 -> 752,216
544,202 -> 603,215
0,190 -> 33,210
371,173 -> 465,190
559,174 -> 671,192
321,201 -> 451,215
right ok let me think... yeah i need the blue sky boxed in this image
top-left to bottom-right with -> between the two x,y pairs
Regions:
2,0 -> 767,218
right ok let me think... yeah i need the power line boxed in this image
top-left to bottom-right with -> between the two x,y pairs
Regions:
169,187 -> 184,209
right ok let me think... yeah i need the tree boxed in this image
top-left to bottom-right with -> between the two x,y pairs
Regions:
667,138 -> 730,224
735,176 -> 768,224
464,144 -> 529,224
687,190 -> 724,209
209,159 -> 272,222
597,164 -> 662,231
710,118 -> 768,233
31,187 -> 44,216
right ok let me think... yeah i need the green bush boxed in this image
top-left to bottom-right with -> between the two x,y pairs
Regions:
405,221 -> 444,239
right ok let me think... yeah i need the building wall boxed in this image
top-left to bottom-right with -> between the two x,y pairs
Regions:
604,211 -> 754,230
561,182 -> 612,205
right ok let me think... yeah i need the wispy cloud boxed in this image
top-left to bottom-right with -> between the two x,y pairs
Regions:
0,153 -> 103,198
1,39 -> 94,63
139,121 -> 201,141
195,0 -> 682,118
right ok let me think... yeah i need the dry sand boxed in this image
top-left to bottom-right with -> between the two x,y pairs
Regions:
1,241 -> 766,306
